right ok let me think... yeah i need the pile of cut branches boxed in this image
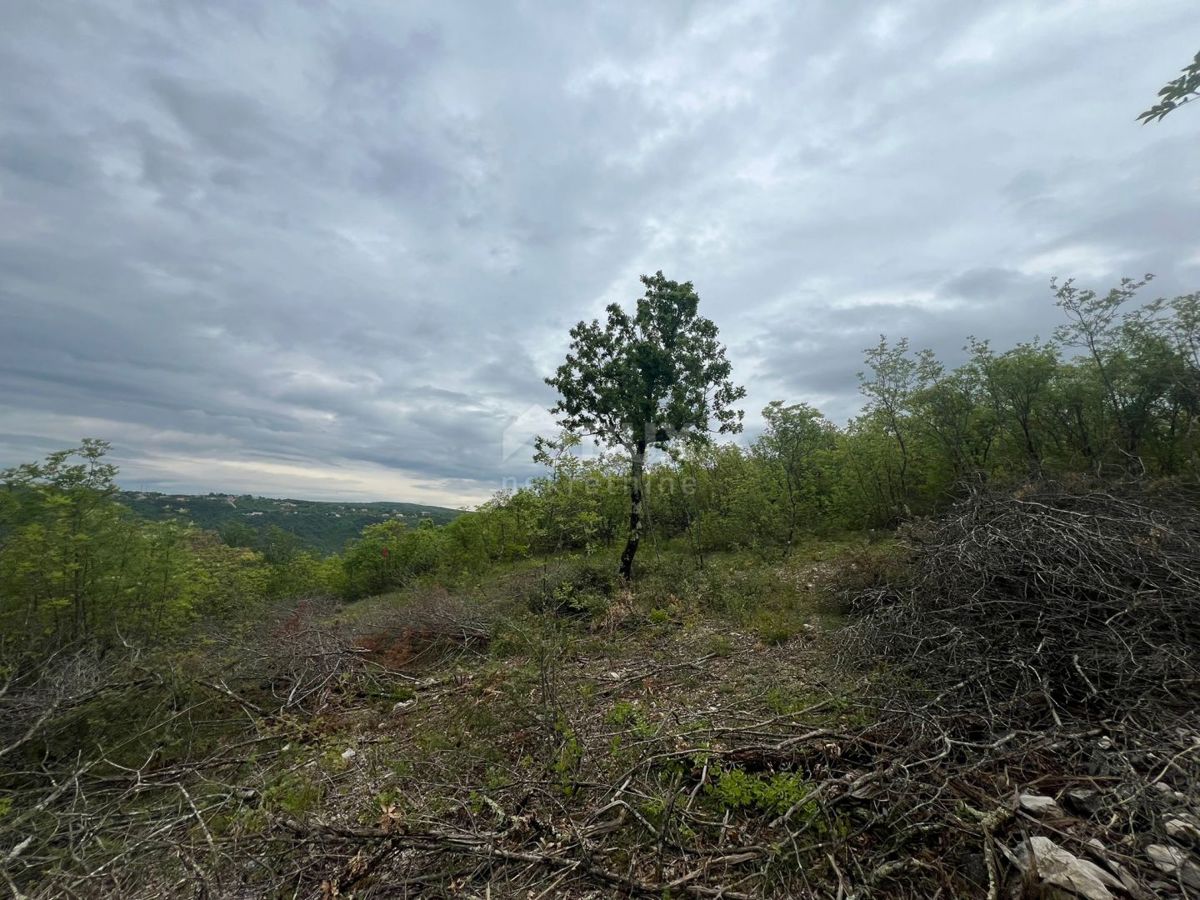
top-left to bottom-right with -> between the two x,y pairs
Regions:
0,593 -> 493,897
844,481 -> 1200,720
824,481 -> 1200,897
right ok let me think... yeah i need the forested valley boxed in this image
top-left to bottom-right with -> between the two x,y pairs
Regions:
2,271 -> 1198,898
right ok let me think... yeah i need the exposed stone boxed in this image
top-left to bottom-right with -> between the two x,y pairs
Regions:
1166,817 -> 1200,844
1019,793 -> 1065,817
1065,787 -> 1101,815
1013,836 -> 1122,900
1145,844 -> 1200,889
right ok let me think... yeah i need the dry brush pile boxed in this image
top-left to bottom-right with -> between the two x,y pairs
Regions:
827,481 -> 1200,897
846,482 -> 1200,716
0,592 -> 493,898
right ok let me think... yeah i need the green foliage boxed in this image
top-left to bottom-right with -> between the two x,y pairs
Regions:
119,490 -> 459,556
552,719 -> 584,796
433,276 -> 1200,573
1139,49 -> 1200,122
751,612 -> 798,646
546,272 -> 746,578
708,767 -> 814,817
264,772 -> 324,817
705,633 -> 736,657
764,685 -> 817,716
751,402 -> 837,546
693,560 -> 804,623
338,519 -> 450,600
526,558 -> 617,618
546,272 -> 746,453
606,700 -> 655,740
528,433 -> 626,554
1,441 -> 185,653
0,442 -> 331,663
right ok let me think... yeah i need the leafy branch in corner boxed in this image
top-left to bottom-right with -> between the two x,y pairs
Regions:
1139,50 -> 1200,122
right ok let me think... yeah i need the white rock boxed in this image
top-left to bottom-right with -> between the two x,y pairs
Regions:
1146,844 -> 1200,888
341,748 -> 357,761
391,698 -> 417,715
1019,793 -> 1065,817
1152,781 -> 1186,801
1166,817 -> 1200,843
1013,836 -> 1122,900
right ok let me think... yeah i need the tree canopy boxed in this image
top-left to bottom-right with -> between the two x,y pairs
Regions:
546,272 -> 745,577
546,272 -> 745,453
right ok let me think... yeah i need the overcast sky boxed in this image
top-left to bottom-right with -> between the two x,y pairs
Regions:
1,1 -> 1197,506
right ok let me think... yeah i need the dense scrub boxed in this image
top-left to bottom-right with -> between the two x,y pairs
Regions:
118,491 -> 460,556
0,440 -> 339,663
176,276 -> 1190,607
328,277 -> 1200,596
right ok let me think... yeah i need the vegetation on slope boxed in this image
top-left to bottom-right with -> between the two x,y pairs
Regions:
117,490 -> 460,556
1,272 -> 1198,897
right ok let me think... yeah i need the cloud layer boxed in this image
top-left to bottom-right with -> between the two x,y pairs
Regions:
2,1 -> 1198,504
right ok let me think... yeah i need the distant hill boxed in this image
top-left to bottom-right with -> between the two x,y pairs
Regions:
116,491 -> 462,555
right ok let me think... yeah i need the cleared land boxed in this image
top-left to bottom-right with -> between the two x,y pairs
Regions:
9,506 -> 1195,898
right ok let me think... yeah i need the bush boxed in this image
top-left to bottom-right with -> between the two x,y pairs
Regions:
707,767 -> 815,817
525,558 -> 617,618
340,520 -> 450,599
809,539 -> 910,617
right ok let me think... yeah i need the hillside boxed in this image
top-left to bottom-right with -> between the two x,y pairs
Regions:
116,490 -> 462,555
6,514 -> 1198,898
4,271 -> 1199,895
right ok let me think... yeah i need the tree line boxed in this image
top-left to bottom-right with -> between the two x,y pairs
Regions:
2,273 -> 1197,659
452,273 -> 1200,567
309,270 -> 1200,593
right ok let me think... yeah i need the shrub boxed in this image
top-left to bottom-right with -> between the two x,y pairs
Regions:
809,539 -> 910,617
708,767 -> 814,817
525,558 -> 617,618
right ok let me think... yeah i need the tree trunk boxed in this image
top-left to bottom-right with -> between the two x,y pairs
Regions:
619,441 -> 646,580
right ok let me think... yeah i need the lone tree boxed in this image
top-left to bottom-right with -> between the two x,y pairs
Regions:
546,272 -> 745,579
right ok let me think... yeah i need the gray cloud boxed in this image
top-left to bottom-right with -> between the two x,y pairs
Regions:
1,0 -> 1198,503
